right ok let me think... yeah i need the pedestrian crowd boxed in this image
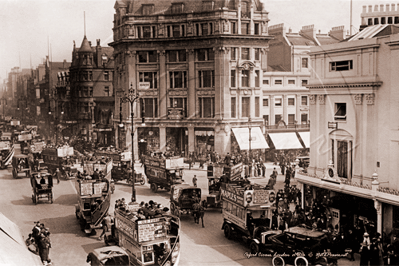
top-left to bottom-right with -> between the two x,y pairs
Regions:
26,222 -> 52,265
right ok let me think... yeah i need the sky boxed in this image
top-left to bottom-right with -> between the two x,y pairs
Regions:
0,0 -> 390,80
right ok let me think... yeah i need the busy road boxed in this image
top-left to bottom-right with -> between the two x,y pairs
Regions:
0,148 -> 269,266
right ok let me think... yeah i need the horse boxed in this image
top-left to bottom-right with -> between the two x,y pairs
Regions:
192,202 -> 205,228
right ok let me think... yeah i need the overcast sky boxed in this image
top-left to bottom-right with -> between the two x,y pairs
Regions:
0,0 -> 388,80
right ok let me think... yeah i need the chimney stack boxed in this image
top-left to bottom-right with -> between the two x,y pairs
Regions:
328,26 -> 346,41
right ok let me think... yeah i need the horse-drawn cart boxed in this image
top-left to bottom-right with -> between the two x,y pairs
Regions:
30,172 -> 53,204
12,154 -> 31,179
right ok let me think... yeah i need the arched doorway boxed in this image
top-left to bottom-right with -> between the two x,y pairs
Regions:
329,129 -> 353,179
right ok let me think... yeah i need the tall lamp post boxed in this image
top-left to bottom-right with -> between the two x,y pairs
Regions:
120,83 -> 143,203
248,116 -> 252,158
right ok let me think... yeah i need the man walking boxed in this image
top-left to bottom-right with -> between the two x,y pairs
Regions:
192,175 -> 197,187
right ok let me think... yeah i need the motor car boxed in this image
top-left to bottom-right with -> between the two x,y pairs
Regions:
297,156 -> 310,168
249,226 -> 329,266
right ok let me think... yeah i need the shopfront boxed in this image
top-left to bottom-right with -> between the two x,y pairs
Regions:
230,127 -> 269,158
166,127 -> 187,157
93,127 -> 114,147
138,127 -> 160,156
194,128 -> 214,157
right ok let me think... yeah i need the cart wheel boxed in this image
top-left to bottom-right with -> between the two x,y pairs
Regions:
250,241 -> 259,254
223,224 -> 232,239
294,257 -> 308,266
272,256 -> 286,266
140,179 -> 145,185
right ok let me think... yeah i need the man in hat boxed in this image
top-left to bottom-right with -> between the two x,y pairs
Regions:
99,213 -> 112,241
360,232 -> 371,266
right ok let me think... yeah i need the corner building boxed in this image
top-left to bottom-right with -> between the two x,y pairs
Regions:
111,0 -> 271,159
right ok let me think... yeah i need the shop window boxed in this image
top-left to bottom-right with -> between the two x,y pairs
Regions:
241,97 -> 250,117
301,96 -> 308,105
334,103 -> 346,120
198,70 -> 215,88
231,97 -> 236,118
139,72 -> 158,89
231,70 -> 236,88
199,97 -> 215,118
263,98 -> 268,106
169,71 -> 187,88
288,98 -> 295,106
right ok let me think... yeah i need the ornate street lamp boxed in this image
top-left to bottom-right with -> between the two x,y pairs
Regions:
120,83 -> 144,203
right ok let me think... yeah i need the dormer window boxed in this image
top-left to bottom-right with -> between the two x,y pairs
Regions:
142,4 -> 154,15
203,1 -> 214,11
171,3 -> 184,14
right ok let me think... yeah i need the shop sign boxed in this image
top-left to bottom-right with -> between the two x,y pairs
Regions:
221,189 -> 244,205
139,82 -> 150,90
328,122 -> 338,129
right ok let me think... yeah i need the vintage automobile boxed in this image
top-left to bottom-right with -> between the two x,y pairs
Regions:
250,226 -> 329,266
30,172 -> 53,204
297,156 -> 310,168
111,159 -> 145,185
86,246 -> 130,266
12,154 -> 31,178
170,184 -> 201,218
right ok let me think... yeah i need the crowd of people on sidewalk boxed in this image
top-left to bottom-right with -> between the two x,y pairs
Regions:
26,222 -> 52,265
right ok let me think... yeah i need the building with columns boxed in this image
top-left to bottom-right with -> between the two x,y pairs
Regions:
360,2 -> 399,30
297,24 -> 399,239
111,0 -> 271,158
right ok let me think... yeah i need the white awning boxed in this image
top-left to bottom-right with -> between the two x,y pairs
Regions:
231,127 -> 269,150
268,132 -> 303,150
298,131 -> 310,148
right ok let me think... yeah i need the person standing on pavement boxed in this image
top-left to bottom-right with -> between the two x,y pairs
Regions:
99,213 -> 112,240
192,175 -> 197,187
55,168 -> 61,184
261,163 -> 266,177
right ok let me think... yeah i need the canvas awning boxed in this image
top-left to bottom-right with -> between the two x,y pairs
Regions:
298,131 -> 310,148
0,213 -> 42,266
231,127 -> 269,150
268,132 -> 303,150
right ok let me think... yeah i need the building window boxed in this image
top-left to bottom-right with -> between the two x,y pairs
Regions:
388,17 -> 393,24
263,98 -> 269,106
170,97 -> 187,117
334,103 -> 346,120
263,79 -> 269,85
368,18 -> 372,25
140,98 -> 158,118
288,98 -> 295,106
171,3 -> 184,13
275,98 -> 282,107
231,97 -> 236,118
169,71 -> 187,88
288,114 -> 295,124
143,26 -> 151,38
104,86 -> 110,96
302,58 -> 308,68
374,18 -> 379,25
255,70 -> 260,87
241,1 -> 250,18
104,71 -> 110,81
301,113 -> 308,123
196,24 -> 200,36
301,96 -> 308,105
138,51 -> 157,63
199,97 -> 215,118
139,72 -> 158,89
381,17 -> 386,24
274,79 -> 282,85
201,23 -> 208,35
231,70 -> 236,88
167,26 -> 171,37
330,60 -> 353,71
395,17 -> 399,24
241,23 -> 249,34
241,97 -> 250,117
255,97 -> 260,117
88,71 -> 93,81
198,70 -> 215,88
241,48 -> 250,60
181,25 -> 185,36
196,48 -> 214,61
231,22 -> 237,34
254,48 -> 260,61
241,70 -> 250,87
275,114 -> 282,123
263,115 -> 269,125
231,47 -> 237,60
168,50 -> 186,62
288,80 -> 295,85
173,25 -> 180,37
142,4 -> 154,15
254,23 -> 260,35
301,80 -> 308,86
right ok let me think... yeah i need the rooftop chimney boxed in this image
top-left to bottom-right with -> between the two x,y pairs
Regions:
329,26 -> 346,41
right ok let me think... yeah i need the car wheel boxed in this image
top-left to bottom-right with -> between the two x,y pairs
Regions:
249,241 -> 259,254
294,257 -> 308,266
140,180 -> 145,185
150,183 -> 156,192
272,256 -> 285,266
224,224 -> 232,239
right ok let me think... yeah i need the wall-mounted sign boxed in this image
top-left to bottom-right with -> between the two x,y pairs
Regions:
328,122 -> 338,129
138,82 -> 150,90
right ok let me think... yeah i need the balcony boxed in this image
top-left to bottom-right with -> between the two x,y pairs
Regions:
167,108 -> 185,120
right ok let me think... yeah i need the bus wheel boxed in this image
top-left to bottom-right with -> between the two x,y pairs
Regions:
294,257 -> 308,266
223,224 -> 232,239
250,241 -> 259,254
272,256 -> 285,266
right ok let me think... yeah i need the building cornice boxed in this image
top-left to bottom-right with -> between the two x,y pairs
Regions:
307,81 -> 382,89
309,43 -> 380,56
